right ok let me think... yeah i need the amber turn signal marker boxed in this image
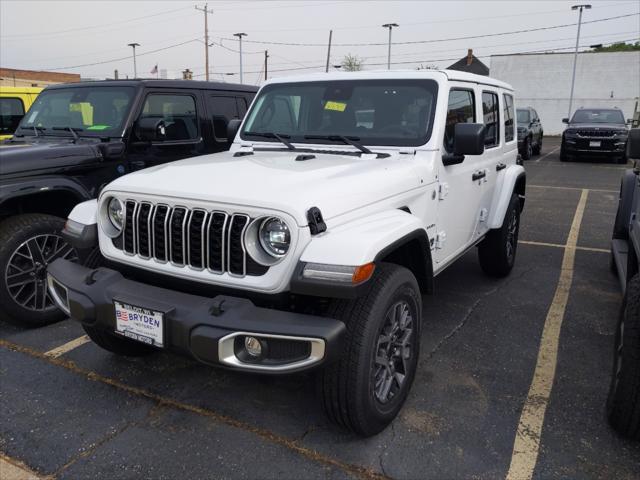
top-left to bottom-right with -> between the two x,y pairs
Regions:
352,262 -> 375,284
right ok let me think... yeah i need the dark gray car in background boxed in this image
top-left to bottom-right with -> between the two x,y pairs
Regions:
517,107 -> 543,160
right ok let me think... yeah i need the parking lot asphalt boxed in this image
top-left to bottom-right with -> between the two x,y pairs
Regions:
1,137 -> 639,480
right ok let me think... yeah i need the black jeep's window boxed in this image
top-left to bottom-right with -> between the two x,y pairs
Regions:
209,95 -> 239,141
503,94 -> 515,142
482,91 -> 500,148
19,86 -> 134,136
444,89 -> 475,153
241,80 -> 438,147
140,94 -> 198,141
0,97 -> 25,135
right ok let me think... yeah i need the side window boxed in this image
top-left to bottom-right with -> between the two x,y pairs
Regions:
533,109 -> 539,122
236,97 -> 248,118
209,95 -> 239,142
482,91 -> 499,148
444,89 -> 475,153
140,94 -> 198,141
0,97 -> 25,135
503,94 -> 515,143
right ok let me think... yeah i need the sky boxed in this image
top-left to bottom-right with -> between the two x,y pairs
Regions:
1,0 -> 638,84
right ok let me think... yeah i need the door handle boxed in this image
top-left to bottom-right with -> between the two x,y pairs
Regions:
472,170 -> 486,181
496,163 -> 506,171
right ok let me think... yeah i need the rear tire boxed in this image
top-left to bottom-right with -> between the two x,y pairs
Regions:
521,138 -> 532,160
83,324 -> 155,357
478,194 -> 520,278
607,274 -> 640,440
532,135 -> 542,155
319,263 -> 422,436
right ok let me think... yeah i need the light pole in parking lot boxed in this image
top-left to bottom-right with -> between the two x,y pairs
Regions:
233,33 -> 247,84
127,43 -> 140,79
382,23 -> 398,70
567,4 -> 591,120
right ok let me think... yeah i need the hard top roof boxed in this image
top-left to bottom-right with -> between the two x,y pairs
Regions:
43,79 -> 258,92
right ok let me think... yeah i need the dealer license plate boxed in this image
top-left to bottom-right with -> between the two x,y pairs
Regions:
114,300 -> 164,347
589,140 -> 601,148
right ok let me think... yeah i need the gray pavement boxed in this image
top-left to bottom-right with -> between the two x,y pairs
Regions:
1,137 -> 639,479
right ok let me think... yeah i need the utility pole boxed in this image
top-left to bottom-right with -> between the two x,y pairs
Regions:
567,4 -> 591,120
382,23 -> 398,70
127,43 -> 140,78
195,4 -> 214,81
325,30 -> 333,73
264,50 -> 269,81
233,32 -> 247,83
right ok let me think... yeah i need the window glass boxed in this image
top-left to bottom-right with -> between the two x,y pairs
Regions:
241,80 -> 438,147
0,97 -> 25,135
571,109 -> 625,124
503,94 -> 515,142
209,96 -> 238,141
140,94 -> 198,141
517,109 -> 530,124
482,91 -> 499,148
19,86 -> 134,137
236,97 -> 248,117
444,89 -> 475,153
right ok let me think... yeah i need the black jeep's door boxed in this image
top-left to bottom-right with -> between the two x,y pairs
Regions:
127,90 -> 206,171
207,93 -> 253,151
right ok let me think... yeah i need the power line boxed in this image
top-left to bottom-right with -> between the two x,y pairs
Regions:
217,13 -> 639,47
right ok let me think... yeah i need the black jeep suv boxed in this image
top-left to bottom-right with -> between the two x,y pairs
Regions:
0,79 -> 256,327
560,107 -> 630,164
517,106 -> 543,160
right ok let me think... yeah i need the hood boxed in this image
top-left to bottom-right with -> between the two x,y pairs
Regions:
106,149 -> 424,226
566,123 -> 627,131
0,138 -> 102,176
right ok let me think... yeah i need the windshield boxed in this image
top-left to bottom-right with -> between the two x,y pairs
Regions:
240,80 -> 438,147
18,86 -> 135,137
570,109 -> 625,124
516,109 -> 530,124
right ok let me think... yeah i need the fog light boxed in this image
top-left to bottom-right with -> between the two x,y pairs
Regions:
244,336 -> 263,357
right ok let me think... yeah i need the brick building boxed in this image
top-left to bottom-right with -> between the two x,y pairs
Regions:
0,68 -> 80,87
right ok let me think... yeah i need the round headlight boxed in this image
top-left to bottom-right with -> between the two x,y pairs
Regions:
259,217 -> 290,257
107,198 -> 124,231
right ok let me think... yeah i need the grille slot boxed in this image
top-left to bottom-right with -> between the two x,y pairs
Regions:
119,201 -> 267,277
577,129 -> 615,138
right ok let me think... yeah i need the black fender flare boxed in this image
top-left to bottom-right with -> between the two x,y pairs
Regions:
0,176 -> 92,211
613,170 -> 638,240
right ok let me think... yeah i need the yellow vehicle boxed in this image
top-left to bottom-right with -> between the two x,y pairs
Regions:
0,86 -> 42,141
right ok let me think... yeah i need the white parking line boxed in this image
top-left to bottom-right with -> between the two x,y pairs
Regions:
529,184 -> 616,194
0,453 -> 43,480
506,189 -> 589,480
535,147 -> 559,163
519,240 -> 608,253
44,335 -> 91,358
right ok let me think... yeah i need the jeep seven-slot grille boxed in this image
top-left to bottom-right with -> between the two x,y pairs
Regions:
576,129 -> 615,138
120,200 -> 268,277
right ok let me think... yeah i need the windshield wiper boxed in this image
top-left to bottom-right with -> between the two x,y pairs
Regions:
20,125 -> 45,137
243,131 -> 296,150
304,135 -> 372,154
52,126 -> 82,142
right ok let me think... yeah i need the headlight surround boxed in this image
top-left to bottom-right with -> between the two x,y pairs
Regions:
107,197 -> 124,231
259,217 -> 290,258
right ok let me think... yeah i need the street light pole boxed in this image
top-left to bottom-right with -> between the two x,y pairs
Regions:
233,32 -> 247,83
382,23 -> 398,70
127,43 -> 140,78
567,4 -> 591,120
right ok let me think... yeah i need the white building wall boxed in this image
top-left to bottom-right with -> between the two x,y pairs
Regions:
490,51 -> 640,134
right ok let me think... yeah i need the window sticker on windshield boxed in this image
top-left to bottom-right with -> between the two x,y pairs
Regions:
27,110 -> 38,123
324,101 -> 347,112
86,125 -> 110,131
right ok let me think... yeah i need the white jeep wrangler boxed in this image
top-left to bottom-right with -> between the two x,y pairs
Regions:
48,70 -> 525,436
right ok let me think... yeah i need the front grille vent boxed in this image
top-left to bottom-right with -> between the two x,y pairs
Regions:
576,130 -> 615,138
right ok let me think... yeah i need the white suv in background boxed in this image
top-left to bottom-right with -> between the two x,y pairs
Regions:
48,70 -> 525,436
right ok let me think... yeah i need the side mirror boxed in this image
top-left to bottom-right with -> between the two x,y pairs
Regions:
562,118 -> 569,124
227,118 -> 242,143
443,123 -> 486,166
627,118 -> 633,125
627,128 -> 640,160
135,117 -> 166,142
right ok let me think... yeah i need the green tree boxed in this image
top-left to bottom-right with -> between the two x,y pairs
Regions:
341,54 -> 364,71
592,41 -> 640,52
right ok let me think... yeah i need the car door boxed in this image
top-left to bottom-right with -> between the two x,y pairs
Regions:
207,94 -> 243,152
127,90 -> 206,170
532,109 -> 542,144
435,85 -> 485,266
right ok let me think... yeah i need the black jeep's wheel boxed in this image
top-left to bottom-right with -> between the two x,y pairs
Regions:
521,137 -> 532,160
607,274 -> 640,440
478,194 -> 520,278
83,324 -> 156,357
532,135 -> 542,155
319,263 -> 422,436
0,214 -> 78,327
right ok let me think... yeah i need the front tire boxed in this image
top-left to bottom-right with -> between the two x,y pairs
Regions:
0,214 -> 78,327
532,134 -> 542,155
319,263 -> 422,436
83,324 -> 156,357
478,194 -> 520,278
560,140 -> 569,162
521,137 -> 532,160
607,274 -> 640,440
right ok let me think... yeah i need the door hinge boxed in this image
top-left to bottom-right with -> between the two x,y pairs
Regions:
435,231 -> 447,249
438,183 -> 450,200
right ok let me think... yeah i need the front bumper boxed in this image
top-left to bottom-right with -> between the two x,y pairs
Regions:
47,258 -> 346,374
563,138 -> 627,157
